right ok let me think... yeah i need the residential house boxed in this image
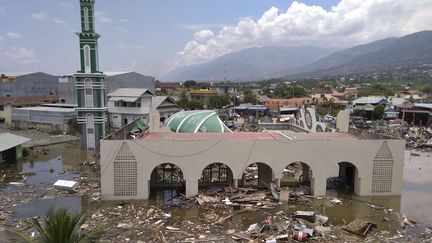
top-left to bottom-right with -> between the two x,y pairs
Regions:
155,80 -> 182,92
344,87 -> 358,99
108,88 -> 154,128
396,103 -> 432,126
310,89 -> 333,100
209,83 -> 237,95
151,96 -> 183,122
190,89 -> 218,108
107,88 -> 182,128
397,90 -> 422,101
353,97 -> 389,111
265,98 -> 313,110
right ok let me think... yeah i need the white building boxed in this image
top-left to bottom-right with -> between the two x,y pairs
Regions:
151,96 -> 183,122
108,88 -> 182,128
100,110 -> 405,200
108,88 -> 154,128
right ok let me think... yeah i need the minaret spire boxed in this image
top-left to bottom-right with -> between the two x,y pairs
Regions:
74,0 -> 107,152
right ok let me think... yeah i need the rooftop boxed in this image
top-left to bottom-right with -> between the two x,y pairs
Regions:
0,94 -> 59,106
141,131 -> 358,141
166,110 -> 231,133
141,132 -> 280,141
107,88 -> 154,98
190,89 -> 217,94
15,106 -> 76,112
353,97 -> 387,105
0,133 -> 31,152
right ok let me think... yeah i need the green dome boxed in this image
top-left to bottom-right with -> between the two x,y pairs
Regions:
166,110 -> 232,133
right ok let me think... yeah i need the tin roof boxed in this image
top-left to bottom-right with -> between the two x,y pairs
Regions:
107,88 -> 154,98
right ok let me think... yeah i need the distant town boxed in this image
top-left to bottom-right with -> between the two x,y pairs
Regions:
0,70 -> 431,133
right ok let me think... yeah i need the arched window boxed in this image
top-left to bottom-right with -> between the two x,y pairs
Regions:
86,113 -> 95,149
84,7 -> 90,31
84,79 -> 93,108
83,45 -> 91,73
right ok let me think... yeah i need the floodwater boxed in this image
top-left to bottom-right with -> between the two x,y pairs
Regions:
401,150 -> 432,225
1,141 -> 432,241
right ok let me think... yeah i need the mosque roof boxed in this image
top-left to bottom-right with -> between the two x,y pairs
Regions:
165,110 -> 232,133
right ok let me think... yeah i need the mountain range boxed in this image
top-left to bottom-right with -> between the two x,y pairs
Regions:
162,30 -> 432,82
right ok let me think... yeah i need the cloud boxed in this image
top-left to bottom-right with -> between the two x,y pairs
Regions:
178,0 -> 432,65
95,11 -> 113,23
193,30 -> 214,43
31,11 -> 48,20
119,19 -> 129,23
1,47 -> 38,64
6,32 -> 22,39
52,17 -> 67,25
181,24 -> 225,32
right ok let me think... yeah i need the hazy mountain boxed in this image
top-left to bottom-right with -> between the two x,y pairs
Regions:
162,46 -> 337,82
290,30 -> 432,77
163,30 -> 432,82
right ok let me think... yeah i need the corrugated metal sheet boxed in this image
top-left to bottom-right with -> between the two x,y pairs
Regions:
107,88 -> 154,98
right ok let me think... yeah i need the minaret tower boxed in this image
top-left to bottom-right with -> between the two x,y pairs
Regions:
74,0 -> 107,152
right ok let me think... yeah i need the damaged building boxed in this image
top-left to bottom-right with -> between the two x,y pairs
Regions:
100,109 -> 405,200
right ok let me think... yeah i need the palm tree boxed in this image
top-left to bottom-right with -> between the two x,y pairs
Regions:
11,208 -> 87,243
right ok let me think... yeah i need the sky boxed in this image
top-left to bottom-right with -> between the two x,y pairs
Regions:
1,0 -> 432,79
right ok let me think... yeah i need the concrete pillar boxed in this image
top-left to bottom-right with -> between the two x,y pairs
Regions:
279,189 -> 290,203
233,179 -> 239,188
186,179 -> 199,197
275,178 -> 281,187
312,177 -> 327,196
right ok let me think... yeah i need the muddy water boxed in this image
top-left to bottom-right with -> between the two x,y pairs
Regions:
401,150 -> 432,225
2,142 -> 432,239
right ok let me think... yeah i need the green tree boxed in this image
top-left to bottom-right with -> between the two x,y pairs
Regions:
243,89 -> 258,104
422,85 -> 432,94
13,208 -> 87,243
208,94 -> 230,109
177,90 -> 189,109
188,100 -> 204,110
183,80 -> 197,89
373,104 -> 385,120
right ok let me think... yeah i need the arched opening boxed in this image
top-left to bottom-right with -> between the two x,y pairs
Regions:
83,7 -> 90,31
85,113 -> 95,150
326,162 -> 359,196
241,162 -> 273,188
280,162 -> 313,195
199,163 -> 233,189
84,78 -> 93,108
149,163 -> 185,204
83,45 -> 91,73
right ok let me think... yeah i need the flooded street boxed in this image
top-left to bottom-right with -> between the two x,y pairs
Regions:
1,141 -> 432,241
